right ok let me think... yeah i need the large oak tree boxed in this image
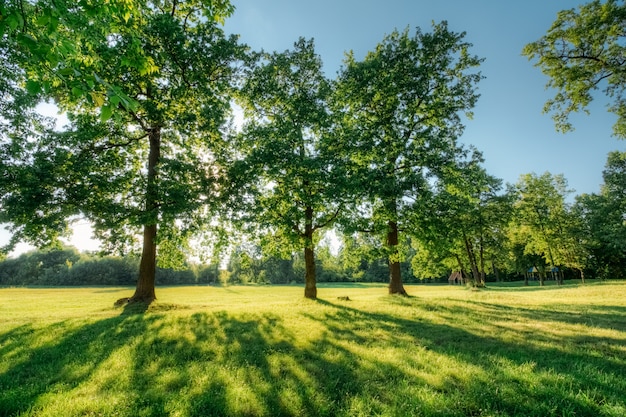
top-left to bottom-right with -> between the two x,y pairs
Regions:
1,1 -> 244,303
233,38 -> 343,299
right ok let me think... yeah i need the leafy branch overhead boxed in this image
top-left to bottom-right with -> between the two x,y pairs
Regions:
523,0 -> 626,137
0,0 -> 235,118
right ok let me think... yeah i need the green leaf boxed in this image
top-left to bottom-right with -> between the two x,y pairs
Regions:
90,92 -> 105,107
58,67 -> 74,76
25,80 -> 42,95
36,14 -> 50,27
100,105 -> 113,122
71,86 -> 83,98
7,13 -> 23,31
109,95 -> 121,107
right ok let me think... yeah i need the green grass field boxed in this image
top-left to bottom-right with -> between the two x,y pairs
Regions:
1,281 -> 625,417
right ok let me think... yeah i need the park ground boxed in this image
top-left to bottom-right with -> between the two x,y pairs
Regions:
0,280 -> 625,417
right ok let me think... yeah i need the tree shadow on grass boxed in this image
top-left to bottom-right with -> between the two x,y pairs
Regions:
0,308 -> 364,417
1,297 -> 625,417
434,298 -> 626,335
0,313 -> 153,417
131,311 -> 365,416
307,297 -> 626,416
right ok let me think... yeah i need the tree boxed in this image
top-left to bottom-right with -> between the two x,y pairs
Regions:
575,151 -> 626,278
1,1 -> 243,303
411,149 -> 512,287
512,172 -> 575,285
234,38 -> 342,299
334,23 -> 483,295
523,0 -> 626,137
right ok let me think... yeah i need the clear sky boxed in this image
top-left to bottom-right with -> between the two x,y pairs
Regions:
223,0 -> 622,197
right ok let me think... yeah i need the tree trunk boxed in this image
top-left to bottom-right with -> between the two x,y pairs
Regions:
478,234 -> 486,286
304,245 -> 316,299
387,220 -> 407,295
131,127 -> 161,303
546,247 -> 562,285
303,206 -> 317,299
463,233 -> 480,287
492,259 -> 500,282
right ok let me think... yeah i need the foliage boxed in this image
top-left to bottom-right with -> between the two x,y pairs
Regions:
575,151 -> 626,278
523,0 -> 626,137
410,149 -> 512,286
508,172 -> 590,285
0,0 -> 235,115
3,2 -> 626,296
0,247 -> 220,286
512,173 -> 571,261
334,22 -> 483,294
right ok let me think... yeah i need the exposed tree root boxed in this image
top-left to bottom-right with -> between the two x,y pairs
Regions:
113,296 -> 155,309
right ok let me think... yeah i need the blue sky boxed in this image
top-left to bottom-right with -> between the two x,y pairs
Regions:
224,0 -> 622,196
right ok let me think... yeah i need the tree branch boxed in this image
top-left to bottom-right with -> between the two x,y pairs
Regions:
313,205 -> 341,232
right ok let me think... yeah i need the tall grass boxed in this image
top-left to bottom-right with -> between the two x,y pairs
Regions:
0,281 -> 625,416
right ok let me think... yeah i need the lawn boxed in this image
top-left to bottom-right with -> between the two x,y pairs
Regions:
0,281 -> 625,417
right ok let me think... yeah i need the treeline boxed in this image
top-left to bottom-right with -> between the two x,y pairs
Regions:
2,153 -> 626,288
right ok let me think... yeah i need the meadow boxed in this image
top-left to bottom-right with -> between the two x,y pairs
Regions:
0,281 -> 625,417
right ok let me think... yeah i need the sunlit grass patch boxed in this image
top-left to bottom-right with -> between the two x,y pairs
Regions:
0,280 -> 625,416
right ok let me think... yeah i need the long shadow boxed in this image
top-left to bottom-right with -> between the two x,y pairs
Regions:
0,307 -> 364,416
0,313 -> 153,417
317,282 -> 386,288
481,279 -> 620,292
447,299 -> 626,333
307,297 -> 626,416
1,296 -> 624,416
135,311 -> 364,416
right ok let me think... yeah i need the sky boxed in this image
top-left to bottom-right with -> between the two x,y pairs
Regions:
223,0 -> 622,196
3,0 -> 623,255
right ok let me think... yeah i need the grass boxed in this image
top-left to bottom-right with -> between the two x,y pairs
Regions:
0,280 -> 625,417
